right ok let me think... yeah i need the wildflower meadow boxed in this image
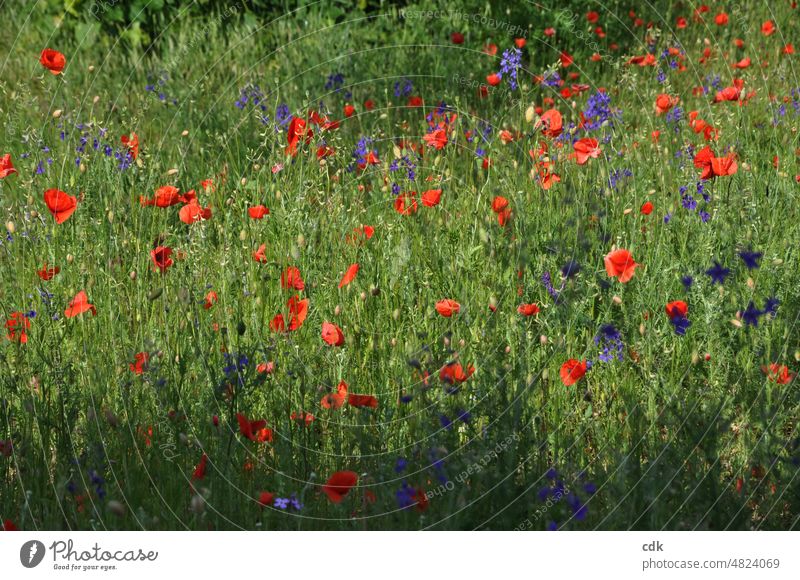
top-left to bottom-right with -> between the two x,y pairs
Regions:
1,0 -> 799,532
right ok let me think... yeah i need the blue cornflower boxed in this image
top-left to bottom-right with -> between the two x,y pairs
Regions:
682,275 -> 693,290
705,261 -> 730,285
561,260 -> 581,278
396,482 -> 416,509
671,316 -> 691,335
742,302 -> 762,327
395,457 -> 408,473
595,324 -> 624,362
498,48 -> 522,90
763,297 -> 780,317
738,249 -> 763,270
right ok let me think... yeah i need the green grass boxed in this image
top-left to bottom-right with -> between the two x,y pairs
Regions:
1,1 -> 799,530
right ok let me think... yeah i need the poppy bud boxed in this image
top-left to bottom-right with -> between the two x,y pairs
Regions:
5,221 -> 14,234
391,338 -> 397,347
392,309 -> 400,320
360,291 -> 367,301
129,270 -> 137,280
505,345 -> 511,354
106,500 -> 125,517
53,109 -> 62,118
190,494 -> 205,514
239,230 -> 247,241
612,295 -> 622,305
371,286 -> 380,296
334,305 -> 342,316
181,130 -> 189,136
540,335 -> 548,345
66,254 -> 74,263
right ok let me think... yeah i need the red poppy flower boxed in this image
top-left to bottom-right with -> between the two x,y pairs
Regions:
236,413 -> 270,442
517,303 -> 540,316
486,73 -> 502,86
248,205 -> 270,219
451,32 -> 464,44
37,263 -> 60,281
5,312 -> 30,344
2,519 -> 18,531
439,362 -> 475,384
560,51 -> 574,67
322,470 -> 358,503
203,291 -> 218,310
604,249 -> 639,283
252,243 -> 267,264
665,300 -> 688,320
257,491 -> 274,506
491,196 -> 509,213
151,246 -> 174,274
287,295 -> 309,331
408,96 -> 423,107
343,104 -> 355,118
0,154 -> 16,178
179,199 -> 212,224
423,128 -> 448,150
317,144 -> 335,159
394,191 -> 418,215
140,185 -> 184,207
560,359 -> 587,386
129,352 -> 150,375
256,361 -> 275,374
640,201 -> 654,215
627,54 -> 657,66
121,132 -> 139,159
761,363 -> 795,384
321,380 -> 349,409
435,299 -> 460,317
281,266 -> 305,291
65,290 -> 96,318
654,94 -> 679,115
421,188 -> 442,207
338,263 -> 359,288
715,12 -> 728,25
732,57 -> 751,69
286,116 -> 313,156
587,11 -> 599,23
321,321 -> 345,346
348,393 -> 379,408
346,225 -> 375,244
712,86 -> 741,103
536,109 -> 563,138
573,138 -> 601,165
761,20 -> 775,36
40,48 -> 66,74
44,189 -> 77,224
291,410 -> 316,426
693,146 -> 737,179
192,453 -> 208,481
